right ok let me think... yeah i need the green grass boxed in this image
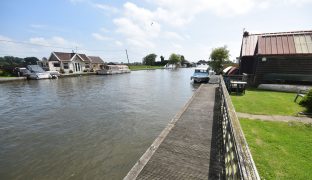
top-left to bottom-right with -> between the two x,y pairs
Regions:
231,89 -> 304,116
128,65 -> 164,71
240,118 -> 312,180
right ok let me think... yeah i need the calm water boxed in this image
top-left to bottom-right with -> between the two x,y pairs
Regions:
0,68 -> 199,180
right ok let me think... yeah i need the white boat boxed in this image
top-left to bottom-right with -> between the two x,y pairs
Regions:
26,65 -> 52,80
191,65 -> 210,83
96,65 -> 131,75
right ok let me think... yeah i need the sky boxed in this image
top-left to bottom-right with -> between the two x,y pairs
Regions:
0,0 -> 312,63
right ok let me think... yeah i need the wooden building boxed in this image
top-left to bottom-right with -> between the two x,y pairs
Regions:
239,30 -> 312,85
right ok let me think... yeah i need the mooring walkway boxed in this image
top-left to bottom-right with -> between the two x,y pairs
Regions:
124,84 -> 223,179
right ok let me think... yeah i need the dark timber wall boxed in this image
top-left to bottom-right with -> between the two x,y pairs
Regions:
254,56 -> 312,85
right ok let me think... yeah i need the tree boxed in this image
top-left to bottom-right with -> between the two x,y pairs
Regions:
168,53 -> 181,65
209,46 -> 230,74
24,57 -> 40,65
143,53 -> 157,66
299,89 -> 312,112
160,55 -> 165,62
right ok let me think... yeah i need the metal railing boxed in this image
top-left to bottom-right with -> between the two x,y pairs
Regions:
219,76 -> 260,180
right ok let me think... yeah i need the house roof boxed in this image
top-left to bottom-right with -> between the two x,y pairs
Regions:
77,54 -> 91,62
241,30 -> 312,56
88,56 -> 104,64
51,52 -> 91,62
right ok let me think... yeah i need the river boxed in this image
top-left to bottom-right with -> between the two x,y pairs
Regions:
0,68 -> 199,180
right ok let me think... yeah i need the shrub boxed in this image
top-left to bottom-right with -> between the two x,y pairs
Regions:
69,70 -> 73,73
90,69 -> 94,72
299,89 -> 312,112
59,69 -> 65,74
83,69 -> 88,72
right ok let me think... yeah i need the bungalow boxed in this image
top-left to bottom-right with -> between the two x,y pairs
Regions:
48,52 -> 91,74
88,56 -> 105,71
239,30 -> 312,85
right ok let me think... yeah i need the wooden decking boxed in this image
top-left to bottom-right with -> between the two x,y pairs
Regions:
124,84 -> 224,179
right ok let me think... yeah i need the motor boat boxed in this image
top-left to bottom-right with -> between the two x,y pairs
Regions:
191,65 -> 210,83
26,65 -> 52,80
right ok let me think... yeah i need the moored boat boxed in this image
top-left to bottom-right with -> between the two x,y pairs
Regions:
96,65 -> 131,75
26,65 -> 52,80
191,66 -> 210,83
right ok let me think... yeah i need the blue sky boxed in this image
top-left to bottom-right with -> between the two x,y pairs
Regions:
0,0 -> 312,63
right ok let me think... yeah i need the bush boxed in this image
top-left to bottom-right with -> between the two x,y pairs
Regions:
69,70 -> 73,73
59,69 -> 65,74
90,69 -> 94,72
299,89 -> 312,112
83,69 -> 88,72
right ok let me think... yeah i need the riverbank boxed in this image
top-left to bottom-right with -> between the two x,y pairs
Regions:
0,72 -> 97,83
128,65 -> 164,71
0,76 -> 26,83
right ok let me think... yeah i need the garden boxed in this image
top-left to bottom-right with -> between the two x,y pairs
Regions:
231,88 -> 312,179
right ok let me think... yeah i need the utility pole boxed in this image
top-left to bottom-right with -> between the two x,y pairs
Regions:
125,49 -> 130,64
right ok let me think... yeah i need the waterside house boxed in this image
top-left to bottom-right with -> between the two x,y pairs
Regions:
88,56 -> 105,71
48,52 -> 104,74
239,30 -> 312,85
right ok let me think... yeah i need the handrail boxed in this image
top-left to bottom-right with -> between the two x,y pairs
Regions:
219,75 -> 260,180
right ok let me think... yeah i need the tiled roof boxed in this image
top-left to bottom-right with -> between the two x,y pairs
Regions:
53,52 -> 76,61
241,30 -> 312,56
88,56 -> 104,64
52,52 -> 91,62
77,54 -> 91,62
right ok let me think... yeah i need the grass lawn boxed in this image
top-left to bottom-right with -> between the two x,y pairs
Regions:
231,89 -> 304,116
128,65 -> 164,71
240,118 -> 312,179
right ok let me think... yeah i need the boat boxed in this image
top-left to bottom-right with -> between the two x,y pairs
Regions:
191,66 -> 210,83
26,65 -> 52,80
96,65 -> 131,75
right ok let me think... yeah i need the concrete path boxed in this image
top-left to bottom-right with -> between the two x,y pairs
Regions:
237,112 -> 312,124
124,84 -> 223,180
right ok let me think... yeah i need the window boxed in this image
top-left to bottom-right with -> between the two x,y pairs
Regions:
85,63 -> 90,68
63,63 -> 69,69
53,62 -> 60,67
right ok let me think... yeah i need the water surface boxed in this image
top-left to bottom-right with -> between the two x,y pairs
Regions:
0,68 -> 198,179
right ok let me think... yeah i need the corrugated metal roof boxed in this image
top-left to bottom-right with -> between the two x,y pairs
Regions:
241,34 -> 258,56
241,30 -> 312,56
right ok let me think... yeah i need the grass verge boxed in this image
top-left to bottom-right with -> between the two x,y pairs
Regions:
128,65 -> 164,71
240,118 -> 312,179
231,89 -> 304,116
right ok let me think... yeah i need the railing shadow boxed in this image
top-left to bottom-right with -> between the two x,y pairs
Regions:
219,75 -> 260,180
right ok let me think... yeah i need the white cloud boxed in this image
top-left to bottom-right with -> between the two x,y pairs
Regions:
29,36 -> 79,47
93,3 -> 119,14
115,40 -> 123,46
164,31 -> 184,41
92,33 -> 110,41
30,24 -> 46,29
0,35 -> 81,58
100,27 -> 109,33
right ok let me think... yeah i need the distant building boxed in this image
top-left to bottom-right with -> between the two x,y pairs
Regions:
48,52 -> 104,74
239,30 -> 312,85
88,56 -> 105,71
37,57 -> 49,70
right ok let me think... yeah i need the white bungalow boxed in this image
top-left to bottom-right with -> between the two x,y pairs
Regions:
48,52 -> 91,74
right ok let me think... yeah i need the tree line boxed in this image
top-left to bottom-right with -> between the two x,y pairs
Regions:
142,53 -> 189,66
0,56 -> 40,67
0,56 -> 41,76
